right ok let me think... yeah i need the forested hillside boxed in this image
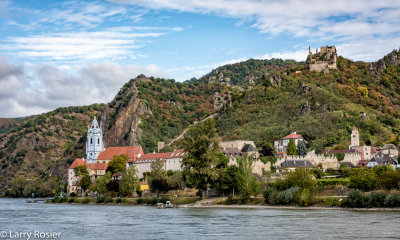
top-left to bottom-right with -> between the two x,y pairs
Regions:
1,49 -> 399,197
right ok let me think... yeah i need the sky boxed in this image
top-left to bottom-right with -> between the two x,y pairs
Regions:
0,0 -> 400,117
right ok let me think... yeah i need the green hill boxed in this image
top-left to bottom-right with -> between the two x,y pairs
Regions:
0,48 -> 399,197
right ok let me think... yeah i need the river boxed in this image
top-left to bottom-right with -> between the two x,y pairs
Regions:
0,198 -> 399,239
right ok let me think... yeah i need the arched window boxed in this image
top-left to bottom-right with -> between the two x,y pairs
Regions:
90,138 -> 93,144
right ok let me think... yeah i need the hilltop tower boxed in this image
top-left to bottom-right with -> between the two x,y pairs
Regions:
86,117 -> 104,164
350,127 -> 359,148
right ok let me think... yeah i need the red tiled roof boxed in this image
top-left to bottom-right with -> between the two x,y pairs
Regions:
112,172 -> 123,177
130,149 -> 185,163
276,151 -> 286,155
323,149 -> 350,154
282,132 -> 303,139
69,158 -> 86,169
97,146 -> 144,161
87,163 -> 108,170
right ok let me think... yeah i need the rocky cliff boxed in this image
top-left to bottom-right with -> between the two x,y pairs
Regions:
101,78 -> 152,148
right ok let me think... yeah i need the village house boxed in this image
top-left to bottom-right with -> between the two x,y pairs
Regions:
67,158 -> 86,194
367,153 -> 398,169
221,140 -> 270,176
277,159 -> 314,173
274,132 -> 305,155
127,149 -> 185,178
380,144 -> 399,157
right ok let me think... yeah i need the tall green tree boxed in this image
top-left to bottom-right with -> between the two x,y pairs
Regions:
119,166 -> 140,197
182,118 -> 221,198
107,154 -> 128,174
148,158 -> 167,197
296,141 -> 307,156
95,172 -> 111,196
286,139 -> 297,155
236,155 -> 259,202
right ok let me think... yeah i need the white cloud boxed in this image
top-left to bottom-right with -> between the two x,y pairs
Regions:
112,0 -> 400,61
0,28 -> 167,62
0,54 -> 166,117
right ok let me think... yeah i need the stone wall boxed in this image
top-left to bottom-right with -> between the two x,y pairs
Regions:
221,140 -> 256,151
342,152 -> 363,166
229,159 -> 271,176
275,150 -> 339,170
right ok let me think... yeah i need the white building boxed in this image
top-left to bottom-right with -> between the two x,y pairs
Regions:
127,149 -> 185,178
274,132 -> 305,154
86,117 -> 104,164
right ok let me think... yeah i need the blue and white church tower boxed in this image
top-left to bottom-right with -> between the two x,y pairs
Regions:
86,117 -> 104,164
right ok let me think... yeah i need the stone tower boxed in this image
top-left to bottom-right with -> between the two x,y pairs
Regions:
86,117 -> 104,163
350,127 -> 359,148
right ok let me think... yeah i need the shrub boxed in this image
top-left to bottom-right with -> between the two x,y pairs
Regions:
341,191 -> 368,208
277,186 -> 299,205
136,198 -> 143,204
104,197 -> 113,203
96,196 -> 105,203
116,198 -> 123,204
68,198 -> 75,203
82,198 -> 90,204
298,188 -> 313,206
317,178 -> 350,187
367,192 -> 386,208
384,194 -> 400,208
69,192 -> 77,197
262,188 -> 276,203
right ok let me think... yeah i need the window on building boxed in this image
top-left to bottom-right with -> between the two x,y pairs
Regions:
90,138 -> 93,144
98,138 -> 100,144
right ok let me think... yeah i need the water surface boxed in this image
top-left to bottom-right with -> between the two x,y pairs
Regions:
0,199 -> 399,239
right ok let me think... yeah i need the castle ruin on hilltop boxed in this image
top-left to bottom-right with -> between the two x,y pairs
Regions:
306,46 -> 337,73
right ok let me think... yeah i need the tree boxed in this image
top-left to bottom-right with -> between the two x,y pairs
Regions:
349,168 -> 377,192
119,166 -> 140,197
296,141 -> 307,156
95,172 -> 111,196
286,139 -> 297,155
74,165 -> 91,195
260,143 -> 274,157
377,169 -> 400,191
236,155 -> 259,202
182,118 -> 221,198
335,153 -> 345,161
286,168 -> 316,189
217,165 -> 239,196
107,154 -> 128,174
148,158 -> 167,197
168,171 -> 185,190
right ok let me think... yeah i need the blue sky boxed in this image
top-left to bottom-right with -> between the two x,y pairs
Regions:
0,0 -> 400,117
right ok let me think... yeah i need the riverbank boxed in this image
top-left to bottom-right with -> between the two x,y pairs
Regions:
180,203 -> 400,212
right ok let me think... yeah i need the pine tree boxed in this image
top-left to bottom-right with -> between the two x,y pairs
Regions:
296,140 -> 307,156
287,139 -> 297,155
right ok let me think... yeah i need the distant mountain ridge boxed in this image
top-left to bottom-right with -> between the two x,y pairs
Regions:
1,48 -> 400,197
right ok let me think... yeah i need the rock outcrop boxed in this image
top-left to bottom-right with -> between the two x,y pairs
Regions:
101,80 -> 152,148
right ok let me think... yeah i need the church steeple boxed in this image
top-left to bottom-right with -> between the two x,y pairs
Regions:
86,117 -> 104,163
